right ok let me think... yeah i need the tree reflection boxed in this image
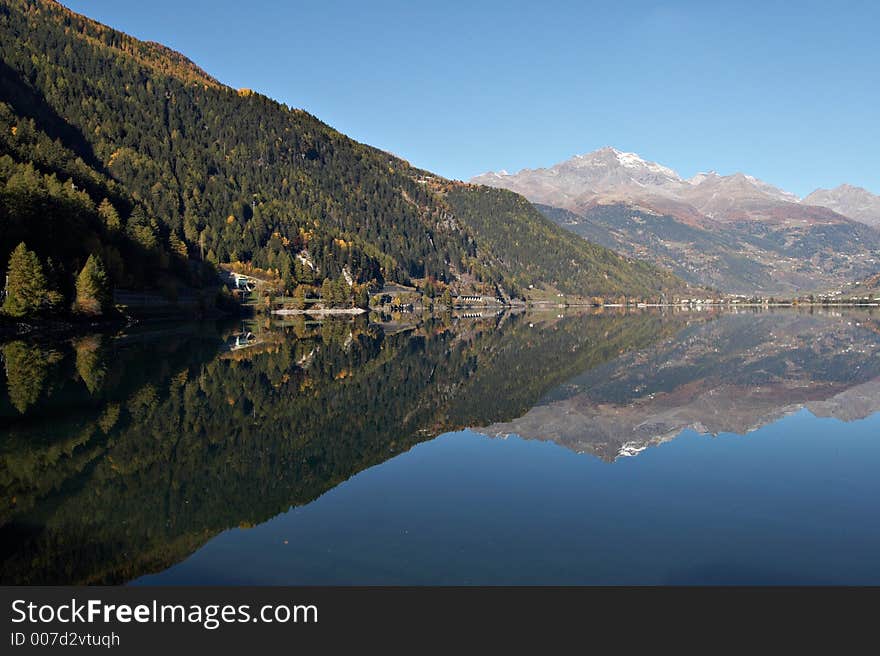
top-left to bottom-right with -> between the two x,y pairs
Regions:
2,341 -> 61,413
74,335 -> 107,395
5,309 -> 875,585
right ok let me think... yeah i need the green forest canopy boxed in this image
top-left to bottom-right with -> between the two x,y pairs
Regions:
0,0 -> 688,309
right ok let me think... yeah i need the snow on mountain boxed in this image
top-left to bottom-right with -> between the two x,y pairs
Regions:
470,147 -> 685,208
470,147 -> 873,223
470,147 -> 880,294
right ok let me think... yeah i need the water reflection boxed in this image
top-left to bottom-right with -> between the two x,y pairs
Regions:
480,311 -> 880,460
1,308 -> 878,584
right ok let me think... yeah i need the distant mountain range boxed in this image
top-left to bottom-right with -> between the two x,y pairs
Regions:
473,148 -> 880,294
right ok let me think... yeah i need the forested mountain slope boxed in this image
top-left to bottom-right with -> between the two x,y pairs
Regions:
0,0 -> 686,304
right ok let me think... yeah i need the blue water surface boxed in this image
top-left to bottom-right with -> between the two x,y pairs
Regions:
135,408 -> 880,585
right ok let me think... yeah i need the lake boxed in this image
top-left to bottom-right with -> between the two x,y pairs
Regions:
2,308 -> 880,585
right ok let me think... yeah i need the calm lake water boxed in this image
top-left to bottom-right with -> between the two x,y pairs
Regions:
2,308 -> 880,585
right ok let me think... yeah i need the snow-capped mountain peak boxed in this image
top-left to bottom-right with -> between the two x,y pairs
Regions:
567,147 -> 681,180
688,171 -> 719,185
470,147 -> 880,228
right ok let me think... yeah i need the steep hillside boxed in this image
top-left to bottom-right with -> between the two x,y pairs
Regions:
442,185 -> 684,297
0,101 -> 220,305
536,202 -> 773,292
0,0 -> 685,304
537,201 -> 880,294
839,272 -> 880,299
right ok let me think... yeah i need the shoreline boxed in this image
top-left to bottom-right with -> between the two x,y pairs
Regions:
272,307 -> 367,316
0,306 -> 240,342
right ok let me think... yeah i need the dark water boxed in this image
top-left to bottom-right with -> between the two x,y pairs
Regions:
2,309 -> 880,585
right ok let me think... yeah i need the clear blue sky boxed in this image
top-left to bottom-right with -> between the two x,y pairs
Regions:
64,0 -> 878,196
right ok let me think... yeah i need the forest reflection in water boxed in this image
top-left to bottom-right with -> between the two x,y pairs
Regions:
2,307 -> 880,584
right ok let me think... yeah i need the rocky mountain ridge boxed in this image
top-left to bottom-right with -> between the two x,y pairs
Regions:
473,148 -> 880,294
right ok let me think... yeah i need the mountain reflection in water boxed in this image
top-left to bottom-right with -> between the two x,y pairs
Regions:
480,311 -> 880,460
1,308 -> 879,584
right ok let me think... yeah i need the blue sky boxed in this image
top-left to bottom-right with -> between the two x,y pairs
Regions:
64,0 -> 878,196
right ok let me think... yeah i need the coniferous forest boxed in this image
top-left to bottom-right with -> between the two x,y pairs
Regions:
0,0 -> 686,322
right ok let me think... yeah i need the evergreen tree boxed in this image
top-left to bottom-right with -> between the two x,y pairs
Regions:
291,284 -> 307,310
281,268 -> 292,292
168,232 -> 188,260
320,278 -> 334,306
335,275 -> 349,306
74,254 -> 111,316
440,288 -> 453,308
295,259 -> 315,285
42,256 -> 64,311
3,242 -> 50,318
126,209 -> 159,252
355,286 -> 369,309
98,198 -> 121,232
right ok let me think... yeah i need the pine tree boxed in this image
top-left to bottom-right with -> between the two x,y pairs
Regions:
168,232 -> 188,260
291,284 -> 308,310
3,242 -> 50,318
335,275 -> 349,306
98,198 -> 121,232
355,286 -> 369,309
321,278 -> 334,306
127,209 -> 159,251
74,254 -> 111,316
43,257 -> 64,311
440,288 -> 453,308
